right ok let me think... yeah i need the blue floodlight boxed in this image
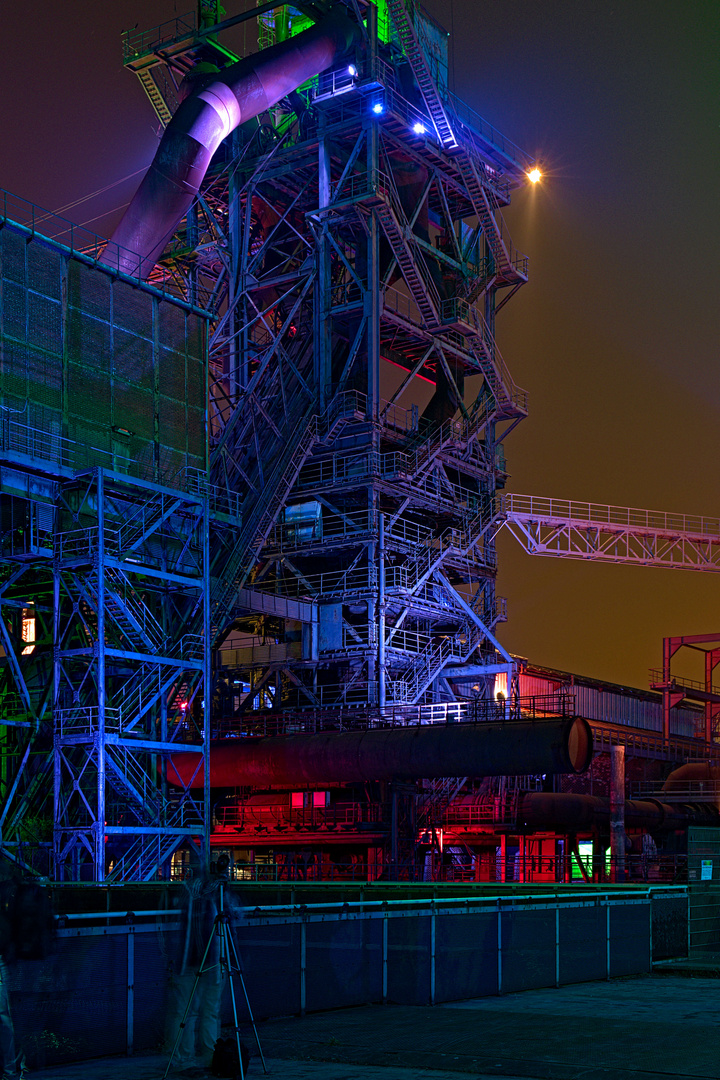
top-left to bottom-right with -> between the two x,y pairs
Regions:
348,64 -> 358,77
372,101 -> 384,115
412,121 -> 426,135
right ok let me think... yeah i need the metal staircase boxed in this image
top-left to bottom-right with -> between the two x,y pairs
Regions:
387,618 -> 484,704
105,746 -> 161,822
454,153 -> 527,288
208,404 -> 320,644
417,775 -> 468,830
136,68 -> 173,126
374,188 -> 441,328
104,567 -> 167,655
386,0 -> 457,149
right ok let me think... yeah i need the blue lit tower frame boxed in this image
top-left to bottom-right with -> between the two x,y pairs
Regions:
0,212 -> 212,882
127,0 -> 532,719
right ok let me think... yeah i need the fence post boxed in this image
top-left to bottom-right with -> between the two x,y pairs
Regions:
496,900 -> 503,995
300,919 -> 306,1015
555,905 -> 560,988
429,906 -> 436,1005
126,920 -> 135,1056
382,912 -> 388,1004
605,898 -> 611,980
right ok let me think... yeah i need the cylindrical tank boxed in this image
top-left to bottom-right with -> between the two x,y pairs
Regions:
169,716 -> 593,788
102,6 -> 359,278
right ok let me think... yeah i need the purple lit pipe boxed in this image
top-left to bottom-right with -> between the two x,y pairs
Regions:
102,6 -> 359,278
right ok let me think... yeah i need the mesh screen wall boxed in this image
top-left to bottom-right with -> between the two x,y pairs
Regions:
0,227 -> 206,486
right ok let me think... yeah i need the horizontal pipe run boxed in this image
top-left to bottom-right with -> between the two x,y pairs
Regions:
517,792 -> 719,832
170,716 -> 593,788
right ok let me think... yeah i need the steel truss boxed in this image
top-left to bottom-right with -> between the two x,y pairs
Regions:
127,0 -> 534,730
502,493 -> 720,571
52,469 -> 210,882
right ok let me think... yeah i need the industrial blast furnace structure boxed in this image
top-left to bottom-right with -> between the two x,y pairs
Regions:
1,0 -> 717,884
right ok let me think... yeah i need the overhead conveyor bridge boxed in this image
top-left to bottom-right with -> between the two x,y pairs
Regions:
501,493 -> 720,571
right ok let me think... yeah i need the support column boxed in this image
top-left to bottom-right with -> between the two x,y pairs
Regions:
95,469 -> 106,882
610,744 -> 626,883
378,513 -> 386,709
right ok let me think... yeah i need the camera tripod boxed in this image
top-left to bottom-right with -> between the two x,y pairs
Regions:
164,881 -> 267,1079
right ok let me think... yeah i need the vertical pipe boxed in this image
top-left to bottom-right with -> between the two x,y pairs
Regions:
610,744 -> 626,883
52,554 -> 62,880
705,651 -> 714,744
366,2 -> 381,426
316,126 -> 332,412
499,834 -> 506,883
203,492 -> 212,873
554,905 -> 560,988
378,513 -> 386,709
96,469 -> 106,883
662,636 -> 671,743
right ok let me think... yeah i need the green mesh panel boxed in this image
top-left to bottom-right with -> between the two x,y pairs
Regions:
1,230 -> 207,484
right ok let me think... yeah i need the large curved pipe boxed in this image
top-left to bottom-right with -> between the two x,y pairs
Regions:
170,716 -> 593,788
102,6 -> 359,278
663,763 -> 720,791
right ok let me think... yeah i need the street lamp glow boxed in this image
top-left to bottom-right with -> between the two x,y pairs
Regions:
528,168 -> 542,184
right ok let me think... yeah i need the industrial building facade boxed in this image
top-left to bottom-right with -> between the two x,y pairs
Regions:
1,0 -> 718,885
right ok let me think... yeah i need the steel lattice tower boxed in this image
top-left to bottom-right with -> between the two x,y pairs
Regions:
127,0 -> 533,720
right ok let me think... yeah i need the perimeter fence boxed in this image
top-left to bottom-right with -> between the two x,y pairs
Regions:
8,885 -> 685,1069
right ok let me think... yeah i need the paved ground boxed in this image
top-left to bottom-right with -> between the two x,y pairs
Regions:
30,973 -> 720,1080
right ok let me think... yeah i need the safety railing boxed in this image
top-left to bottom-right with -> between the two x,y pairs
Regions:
649,668 -> 720,697
444,88 -> 534,175
0,189 -> 212,310
503,494 -> 720,538
122,12 -> 197,62
215,801 -> 388,831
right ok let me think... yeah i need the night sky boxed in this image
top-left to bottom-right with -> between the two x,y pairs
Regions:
1,1 -> 718,690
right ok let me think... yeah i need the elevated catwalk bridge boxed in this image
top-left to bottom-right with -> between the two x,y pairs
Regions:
501,494 -> 720,572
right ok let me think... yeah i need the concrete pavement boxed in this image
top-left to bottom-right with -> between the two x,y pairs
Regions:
29,973 -> 718,1080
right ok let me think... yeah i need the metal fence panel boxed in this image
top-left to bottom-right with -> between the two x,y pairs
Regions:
609,903 -> 650,977
386,914 -> 432,1005
501,908 -> 556,993
12,936 -> 127,1066
230,924 -> 302,1020
558,906 -> 607,985
434,912 -> 498,1002
134,929 -> 175,1054
305,919 -> 383,1011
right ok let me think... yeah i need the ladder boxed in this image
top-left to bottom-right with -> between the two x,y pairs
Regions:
137,68 -> 173,127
